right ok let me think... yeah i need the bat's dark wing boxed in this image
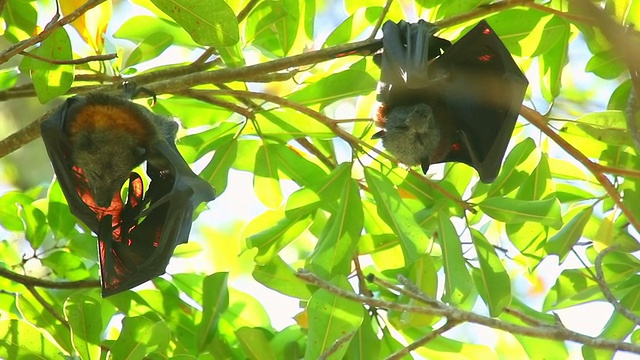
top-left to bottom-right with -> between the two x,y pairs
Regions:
430,20 -> 528,182
376,20 -> 451,106
99,139 -> 215,296
41,97 -> 102,232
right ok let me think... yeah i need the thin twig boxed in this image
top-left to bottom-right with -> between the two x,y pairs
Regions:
503,307 -> 559,327
296,269 -> 640,354
20,51 -> 117,65
370,274 -> 442,307
25,285 -> 70,328
318,331 -> 356,360
386,320 -> 459,360
0,267 -> 100,289
177,89 -> 253,119
594,245 -> 640,325
369,0 -> 393,40
237,0 -> 260,23
0,0 -> 107,65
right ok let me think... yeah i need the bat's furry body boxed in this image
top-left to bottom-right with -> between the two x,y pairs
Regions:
65,94 -> 178,207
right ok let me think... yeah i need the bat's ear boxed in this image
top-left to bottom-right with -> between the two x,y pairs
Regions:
372,130 -> 386,139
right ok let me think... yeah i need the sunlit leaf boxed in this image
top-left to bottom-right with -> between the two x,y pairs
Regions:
480,197 -> 563,229
305,276 -> 364,360
438,215 -> 474,305
150,0 -> 239,46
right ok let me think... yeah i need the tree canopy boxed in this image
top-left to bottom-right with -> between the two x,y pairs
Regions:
0,0 -> 640,359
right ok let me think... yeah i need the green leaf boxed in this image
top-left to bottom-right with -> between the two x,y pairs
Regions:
236,327 -> 278,360
506,222 -> 547,268
582,287 -> 640,359
546,206 -> 593,262
18,203 -> 47,249
364,167 -> 431,264
0,68 -> 19,91
345,314 -> 381,359
177,122 -> 240,160
47,181 -> 75,239
539,17 -> 570,101
2,0 -> 37,43
112,316 -> 171,359
570,110 -> 634,147
19,27 -> 73,103
254,143 -> 283,208
245,0 -> 300,56
543,268 -> 601,311
0,319 -> 64,358
64,294 -> 102,360
253,256 -> 314,300
272,143 -> 328,186
42,251 -> 91,281
585,49 -> 625,79
307,179 -> 363,278
16,291 -> 73,352
124,32 -> 174,68
200,138 -> 237,195
438,215 -> 474,305
150,0 -> 239,46
500,299 -> 568,359
470,229 -> 511,317
516,153 -> 554,201
388,254 -> 438,329
437,0 -> 489,19
197,272 -> 229,350
246,210 -> 312,265
287,69 -> 377,109
305,276 -> 364,360
487,138 -> 538,198
114,15 -> 199,47
324,7 -> 383,46
479,197 -> 563,229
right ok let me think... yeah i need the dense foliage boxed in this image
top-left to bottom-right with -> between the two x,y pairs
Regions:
0,0 -> 639,359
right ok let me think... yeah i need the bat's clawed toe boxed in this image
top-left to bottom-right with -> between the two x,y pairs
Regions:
421,158 -> 430,174
372,130 -> 386,139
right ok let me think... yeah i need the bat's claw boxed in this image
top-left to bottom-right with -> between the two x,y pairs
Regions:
421,157 -> 431,174
372,130 -> 386,139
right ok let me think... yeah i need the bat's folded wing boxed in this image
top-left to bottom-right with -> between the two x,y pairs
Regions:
99,140 -> 215,297
431,20 -> 528,182
41,99 -> 102,232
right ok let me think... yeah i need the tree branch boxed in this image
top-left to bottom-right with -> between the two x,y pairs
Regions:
0,267 -> 100,289
25,285 -> 70,328
20,51 -> 117,65
297,269 -> 640,355
520,105 -> 640,234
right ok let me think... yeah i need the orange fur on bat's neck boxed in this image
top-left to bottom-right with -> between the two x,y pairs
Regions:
66,104 -> 155,146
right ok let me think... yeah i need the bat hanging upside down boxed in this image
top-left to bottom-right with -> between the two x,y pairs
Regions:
369,20 -> 528,183
41,86 -> 216,296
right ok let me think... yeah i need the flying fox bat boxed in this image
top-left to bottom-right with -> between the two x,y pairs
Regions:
370,19 -> 528,183
41,89 -> 215,296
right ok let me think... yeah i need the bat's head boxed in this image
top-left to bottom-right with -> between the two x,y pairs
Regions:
377,103 -> 441,167
70,129 -> 146,207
